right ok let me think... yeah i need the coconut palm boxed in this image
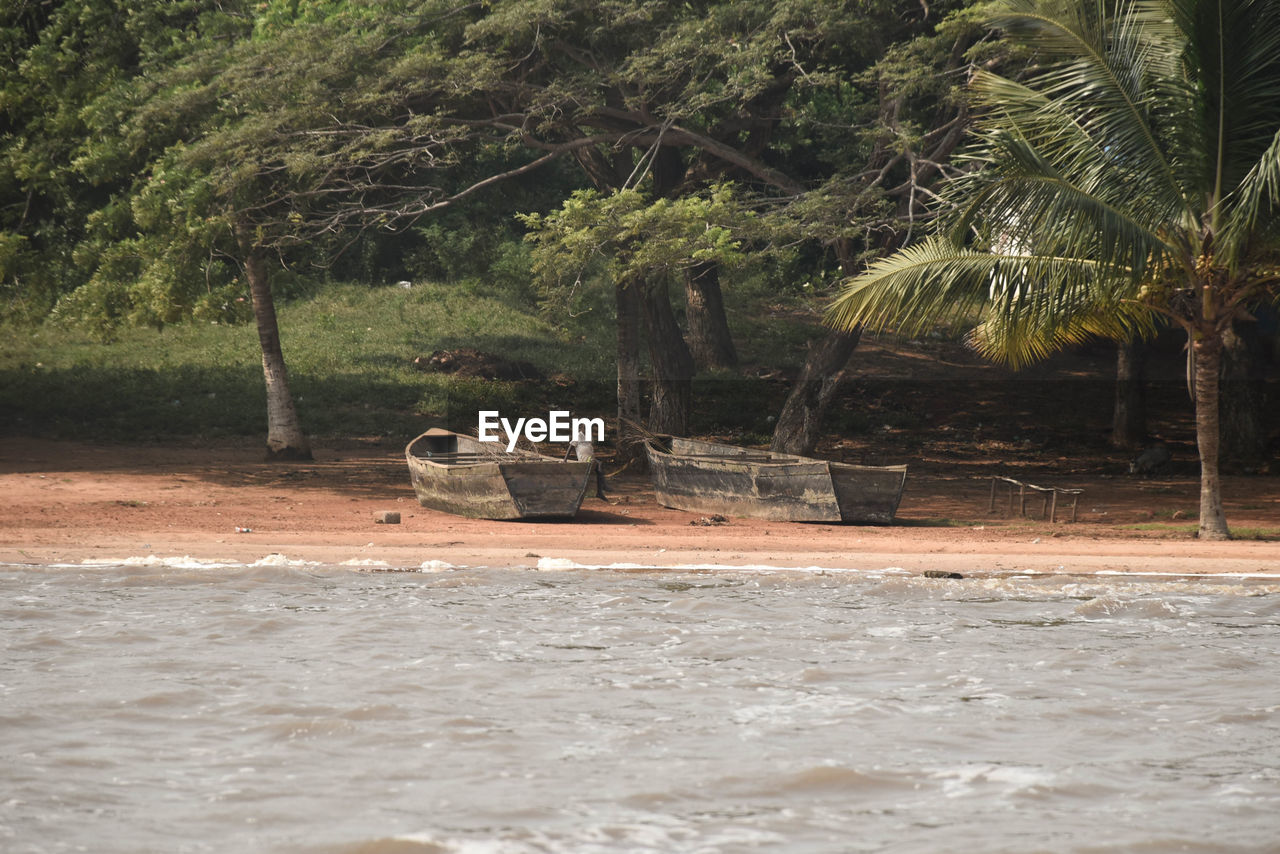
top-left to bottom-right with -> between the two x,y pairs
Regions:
828,0 -> 1280,540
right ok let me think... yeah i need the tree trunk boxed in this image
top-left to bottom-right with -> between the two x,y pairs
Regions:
614,277 -> 644,463
1112,336 -> 1147,449
770,327 -> 862,456
238,229 -> 312,461
1192,334 -> 1230,539
683,262 -> 737,370
1219,321 -> 1267,471
642,276 -> 695,436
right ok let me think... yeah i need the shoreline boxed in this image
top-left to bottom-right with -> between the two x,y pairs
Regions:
6,528 -> 1280,577
8,553 -> 1279,581
5,547 -> 1277,578
2,437 -> 1278,577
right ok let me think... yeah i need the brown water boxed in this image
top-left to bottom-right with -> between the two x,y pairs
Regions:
3,561 -> 1279,853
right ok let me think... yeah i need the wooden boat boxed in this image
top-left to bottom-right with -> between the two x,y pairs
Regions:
645,436 -> 907,523
405,428 -> 593,520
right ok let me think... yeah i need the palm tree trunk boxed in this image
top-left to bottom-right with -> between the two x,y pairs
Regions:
1192,334 -> 1230,539
238,227 -> 312,461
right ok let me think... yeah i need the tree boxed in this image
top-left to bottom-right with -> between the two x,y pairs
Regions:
829,0 -> 1280,539
522,186 -> 746,440
0,0 -> 242,323
2,1 -> 333,457
449,0 -> 828,438
60,1 -> 546,458
457,0 -> 986,448
1112,335 -> 1148,449
74,5 -> 411,458
1218,318 -> 1270,470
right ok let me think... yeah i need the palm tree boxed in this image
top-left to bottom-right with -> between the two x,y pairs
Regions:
828,0 -> 1280,540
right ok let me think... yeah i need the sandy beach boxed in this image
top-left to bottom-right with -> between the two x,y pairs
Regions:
2,437 -> 1277,576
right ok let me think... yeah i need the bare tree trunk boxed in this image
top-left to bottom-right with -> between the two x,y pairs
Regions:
1193,334 -> 1230,539
615,278 -> 644,463
238,228 -> 312,461
642,276 -> 695,436
771,327 -> 862,456
683,262 -> 737,370
1112,336 -> 1147,449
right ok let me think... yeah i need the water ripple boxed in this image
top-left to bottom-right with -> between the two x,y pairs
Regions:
1,565 -> 1277,853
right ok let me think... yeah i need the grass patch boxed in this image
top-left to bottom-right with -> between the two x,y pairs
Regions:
1,279 -> 809,444
0,281 -> 616,442
1121,522 -> 1198,533
1120,522 -> 1280,540
898,517 -> 989,528
1224,528 -> 1280,541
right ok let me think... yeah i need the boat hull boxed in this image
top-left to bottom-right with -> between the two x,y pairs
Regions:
406,429 -> 593,520
646,436 -> 906,523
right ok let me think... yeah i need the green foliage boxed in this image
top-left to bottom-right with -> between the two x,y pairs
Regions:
0,1 -> 256,324
522,184 -> 751,308
830,0 -> 1280,366
0,1 -> 473,333
460,0 -> 991,300
4,0 -> 994,335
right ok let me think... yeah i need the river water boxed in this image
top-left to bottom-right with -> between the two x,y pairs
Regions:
3,560 -> 1279,853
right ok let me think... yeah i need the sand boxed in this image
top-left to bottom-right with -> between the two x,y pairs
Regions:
2,437 -> 1277,576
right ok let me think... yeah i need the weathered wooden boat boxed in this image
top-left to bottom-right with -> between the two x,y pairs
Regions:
645,436 -> 907,523
405,428 -> 593,520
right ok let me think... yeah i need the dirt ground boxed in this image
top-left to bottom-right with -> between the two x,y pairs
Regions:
4,333 -> 1277,576
2,435 -> 1277,576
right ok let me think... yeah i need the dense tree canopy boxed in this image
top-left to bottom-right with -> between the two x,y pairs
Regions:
1,0 -> 248,324
5,0 -> 987,315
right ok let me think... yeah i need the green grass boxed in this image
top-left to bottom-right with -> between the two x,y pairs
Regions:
1,279 -> 813,444
0,281 -> 619,442
1119,522 -> 1280,540
1120,523 -> 1200,533
1217,527 -> 1280,540
898,517 -> 990,528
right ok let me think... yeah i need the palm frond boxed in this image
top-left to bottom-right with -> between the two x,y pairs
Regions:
828,0 -> 1280,369
969,296 -> 1158,365
983,0 -> 1192,212
1170,0 -> 1280,176
947,124 -> 1177,277
1221,127 -> 1280,263
1175,0 -> 1280,258
826,235 -> 1140,366
965,73 -> 1185,220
